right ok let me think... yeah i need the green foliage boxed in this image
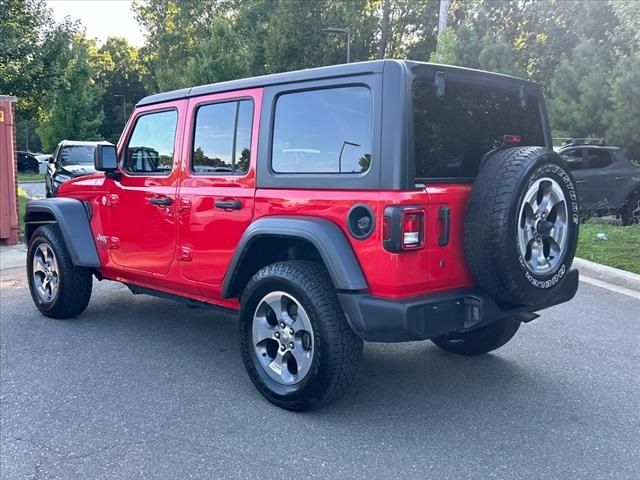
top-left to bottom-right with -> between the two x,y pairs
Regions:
183,17 -> 251,86
548,40 -> 611,138
37,37 -> 105,152
96,37 -> 147,143
0,0 -> 52,115
607,55 -> 640,162
3,0 -> 639,160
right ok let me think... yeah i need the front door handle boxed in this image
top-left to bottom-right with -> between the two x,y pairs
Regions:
215,199 -> 242,210
149,196 -> 173,206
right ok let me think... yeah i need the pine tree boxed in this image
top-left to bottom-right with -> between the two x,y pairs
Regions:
548,40 -> 610,139
607,55 -> 640,162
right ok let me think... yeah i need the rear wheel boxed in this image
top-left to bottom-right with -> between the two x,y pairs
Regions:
431,317 -> 521,356
620,191 -> 640,226
239,261 -> 363,411
27,225 -> 92,319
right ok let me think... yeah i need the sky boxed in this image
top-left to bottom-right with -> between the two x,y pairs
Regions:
46,0 -> 146,47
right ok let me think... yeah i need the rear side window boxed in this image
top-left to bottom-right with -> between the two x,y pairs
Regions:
192,99 -> 253,175
413,79 -> 545,180
587,149 -> 612,169
125,110 -> 177,175
272,86 -> 372,174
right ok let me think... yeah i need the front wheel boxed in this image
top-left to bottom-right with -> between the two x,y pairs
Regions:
431,317 -> 521,356
27,224 -> 93,319
239,261 -> 363,411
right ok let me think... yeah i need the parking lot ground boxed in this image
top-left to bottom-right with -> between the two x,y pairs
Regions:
1,262 -> 639,479
18,181 -> 45,199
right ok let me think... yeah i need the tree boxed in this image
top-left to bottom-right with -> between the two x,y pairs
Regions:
96,37 -> 147,143
184,18 -> 251,86
607,55 -> 640,162
0,0 -> 52,116
548,40 -> 610,139
37,37 -> 105,152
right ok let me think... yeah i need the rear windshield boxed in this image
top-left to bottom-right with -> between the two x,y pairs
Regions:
413,78 -> 545,180
59,145 -> 95,165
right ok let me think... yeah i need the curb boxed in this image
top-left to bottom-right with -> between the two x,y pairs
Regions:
573,257 -> 640,292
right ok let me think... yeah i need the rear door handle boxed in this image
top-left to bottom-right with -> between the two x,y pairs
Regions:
438,206 -> 450,247
149,196 -> 173,206
215,199 -> 242,210
575,180 -> 587,184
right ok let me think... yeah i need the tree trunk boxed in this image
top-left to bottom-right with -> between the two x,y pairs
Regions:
438,0 -> 450,38
378,0 -> 390,59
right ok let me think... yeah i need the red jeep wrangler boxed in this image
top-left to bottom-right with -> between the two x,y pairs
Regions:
25,60 -> 580,410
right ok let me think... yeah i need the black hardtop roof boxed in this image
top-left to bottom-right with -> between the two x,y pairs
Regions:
136,59 -> 539,107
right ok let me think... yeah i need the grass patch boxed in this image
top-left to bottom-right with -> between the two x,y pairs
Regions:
18,172 -> 45,182
577,223 -> 640,274
18,187 -> 29,233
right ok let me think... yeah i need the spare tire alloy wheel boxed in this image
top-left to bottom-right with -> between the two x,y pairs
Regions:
464,147 -> 580,306
252,291 -> 315,385
517,177 -> 568,275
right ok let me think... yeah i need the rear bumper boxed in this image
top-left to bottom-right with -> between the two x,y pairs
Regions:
338,269 -> 579,342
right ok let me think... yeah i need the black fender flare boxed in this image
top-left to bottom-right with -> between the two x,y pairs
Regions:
221,216 -> 368,298
24,198 -> 101,268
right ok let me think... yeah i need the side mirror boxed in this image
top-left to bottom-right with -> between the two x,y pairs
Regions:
94,144 -> 118,172
48,156 -> 55,164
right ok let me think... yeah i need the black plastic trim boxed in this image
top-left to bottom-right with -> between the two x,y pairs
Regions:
346,204 -> 375,240
222,216 -> 368,298
338,269 -> 579,342
438,206 -> 450,246
127,283 -> 238,314
24,198 -> 101,268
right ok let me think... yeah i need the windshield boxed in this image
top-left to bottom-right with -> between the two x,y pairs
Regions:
413,78 -> 545,180
59,145 -> 96,166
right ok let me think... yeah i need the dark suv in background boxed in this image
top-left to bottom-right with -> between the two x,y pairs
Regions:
555,139 -> 640,225
17,151 -> 40,174
45,140 -> 113,197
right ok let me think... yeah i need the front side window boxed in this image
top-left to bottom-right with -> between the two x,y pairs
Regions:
413,79 -> 546,180
124,110 -> 177,175
561,149 -> 584,171
59,145 -> 95,165
272,86 -> 372,174
192,99 -> 253,175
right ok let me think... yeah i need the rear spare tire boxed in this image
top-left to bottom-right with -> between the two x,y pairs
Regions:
464,147 -> 579,305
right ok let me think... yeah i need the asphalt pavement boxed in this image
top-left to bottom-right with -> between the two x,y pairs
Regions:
1,260 -> 639,479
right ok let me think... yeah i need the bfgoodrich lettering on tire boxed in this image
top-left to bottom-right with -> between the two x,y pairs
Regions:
239,260 -> 363,411
464,147 -> 579,306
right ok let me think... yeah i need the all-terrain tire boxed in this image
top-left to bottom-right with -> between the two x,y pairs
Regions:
620,190 -> 640,226
431,317 -> 521,356
239,260 -> 363,411
464,147 -> 580,305
27,224 -> 93,319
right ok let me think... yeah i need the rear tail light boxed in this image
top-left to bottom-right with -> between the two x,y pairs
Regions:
382,206 -> 425,252
502,134 -> 521,145
402,210 -> 424,249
